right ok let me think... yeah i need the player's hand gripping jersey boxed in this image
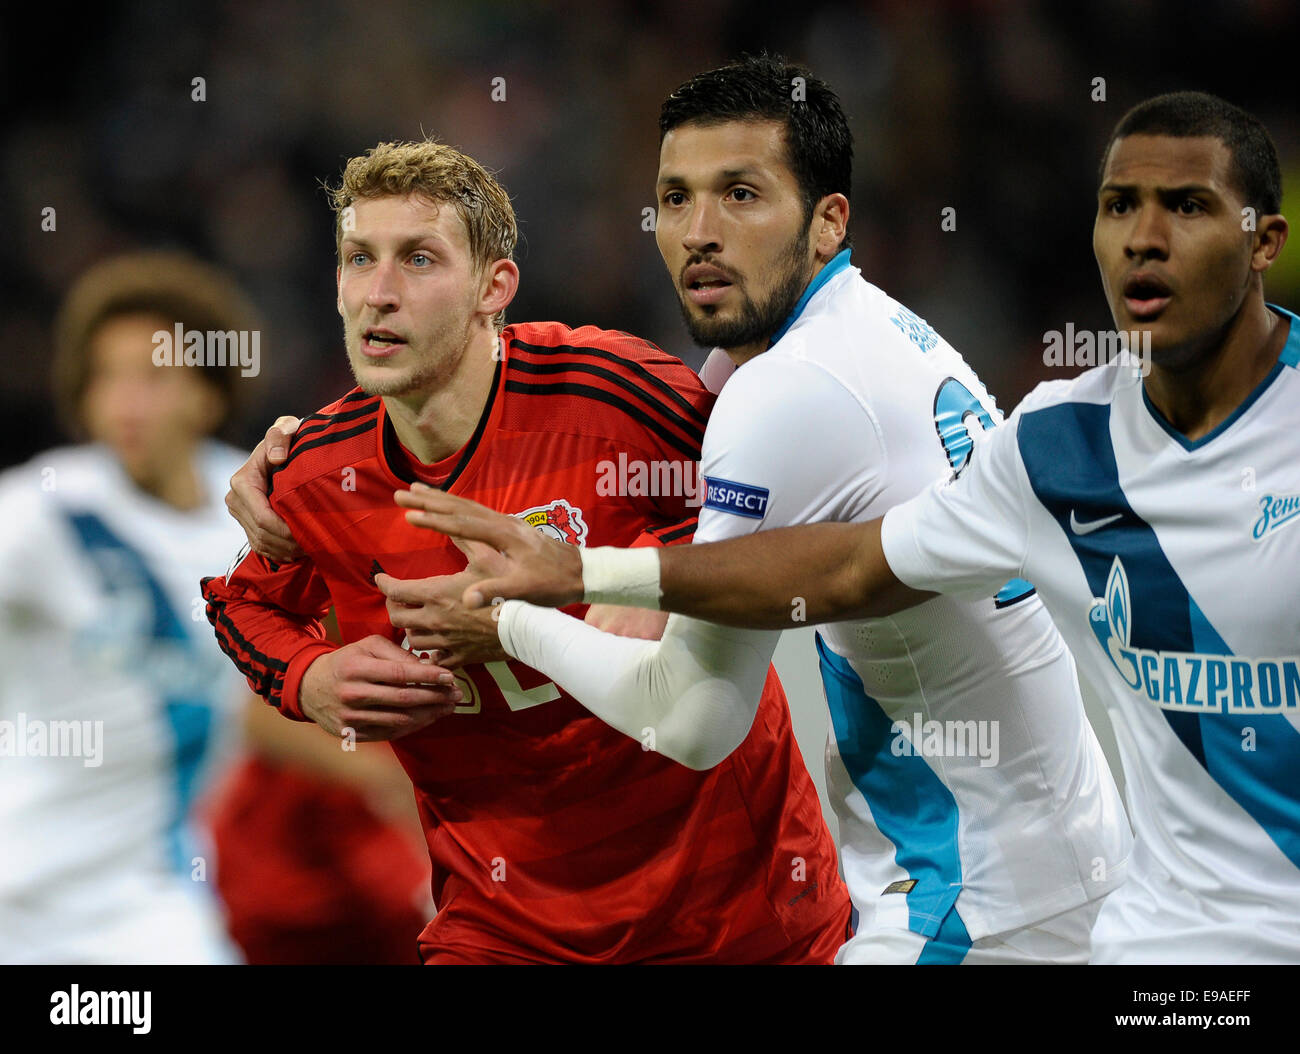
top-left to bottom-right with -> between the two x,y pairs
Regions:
882,306 -> 1300,963
202,322 -> 849,964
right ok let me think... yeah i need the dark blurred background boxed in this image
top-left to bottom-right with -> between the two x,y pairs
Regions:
4,0 -> 1298,464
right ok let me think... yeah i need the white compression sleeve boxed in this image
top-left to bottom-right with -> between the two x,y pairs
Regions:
497,600 -> 781,770
580,546 -> 661,608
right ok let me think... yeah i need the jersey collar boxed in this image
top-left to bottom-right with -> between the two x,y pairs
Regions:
1140,302 -> 1297,452
768,248 -> 853,347
1276,302 -> 1300,368
380,354 -> 503,488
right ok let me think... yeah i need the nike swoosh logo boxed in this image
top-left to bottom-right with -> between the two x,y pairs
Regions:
1070,510 -> 1123,535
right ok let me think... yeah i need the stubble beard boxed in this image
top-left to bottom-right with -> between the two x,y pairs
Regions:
678,224 -> 813,350
344,316 -> 472,398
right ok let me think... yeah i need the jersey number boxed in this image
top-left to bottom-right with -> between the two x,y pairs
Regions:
488,661 -> 561,711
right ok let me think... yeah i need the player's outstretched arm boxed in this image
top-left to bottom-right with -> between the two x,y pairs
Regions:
654,520 -> 930,628
396,485 -> 930,629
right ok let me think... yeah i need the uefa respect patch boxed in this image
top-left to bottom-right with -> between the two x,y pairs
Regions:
703,476 -> 770,519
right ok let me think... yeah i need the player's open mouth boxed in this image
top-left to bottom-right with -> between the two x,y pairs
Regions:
684,264 -> 734,306
1122,272 -> 1172,320
363,328 -> 407,357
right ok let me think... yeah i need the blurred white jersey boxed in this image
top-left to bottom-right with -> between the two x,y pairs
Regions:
696,253 -> 1131,958
883,306 -> 1300,963
0,442 -> 249,963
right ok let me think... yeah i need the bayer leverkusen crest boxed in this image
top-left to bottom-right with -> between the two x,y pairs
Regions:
517,499 -> 588,545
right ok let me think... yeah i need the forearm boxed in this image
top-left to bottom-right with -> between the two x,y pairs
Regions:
498,601 -> 779,770
201,574 -> 335,720
586,519 -> 927,628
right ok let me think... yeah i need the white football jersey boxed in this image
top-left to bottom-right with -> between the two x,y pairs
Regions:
882,306 -> 1300,963
696,252 -> 1131,948
0,442 -> 249,963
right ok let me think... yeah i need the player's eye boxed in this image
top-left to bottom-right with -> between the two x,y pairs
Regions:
728,187 -> 756,202
410,252 -> 432,266
1105,197 -> 1130,216
1176,198 -> 1203,215
347,251 -> 369,266
662,190 -> 686,207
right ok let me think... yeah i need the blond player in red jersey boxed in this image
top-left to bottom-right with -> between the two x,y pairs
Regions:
206,140 -> 848,964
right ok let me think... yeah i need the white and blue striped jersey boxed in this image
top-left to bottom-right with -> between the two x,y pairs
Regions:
0,442 -> 249,963
696,251 -> 1131,954
882,306 -> 1300,963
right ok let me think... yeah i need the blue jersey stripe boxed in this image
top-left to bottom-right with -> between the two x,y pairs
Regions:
817,633 -> 963,937
915,903 -> 973,964
1017,403 -> 1300,869
64,511 -> 215,873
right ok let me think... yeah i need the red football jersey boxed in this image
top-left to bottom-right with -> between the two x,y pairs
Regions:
203,322 -> 849,964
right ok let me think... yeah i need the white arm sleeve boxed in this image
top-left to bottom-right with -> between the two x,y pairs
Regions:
498,602 -> 779,770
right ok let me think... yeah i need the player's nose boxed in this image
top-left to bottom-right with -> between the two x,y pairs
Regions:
681,199 -> 722,254
365,259 -> 402,309
1124,203 -> 1170,261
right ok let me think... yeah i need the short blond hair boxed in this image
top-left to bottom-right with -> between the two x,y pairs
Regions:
329,140 -> 518,328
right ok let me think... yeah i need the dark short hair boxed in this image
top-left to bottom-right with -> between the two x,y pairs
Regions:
1100,91 -> 1282,215
53,251 -> 262,436
660,53 -> 853,248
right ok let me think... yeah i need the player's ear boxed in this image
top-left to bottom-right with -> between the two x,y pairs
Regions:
1251,213 -> 1288,274
478,259 -> 520,319
814,193 -> 850,261
335,266 -> 344,318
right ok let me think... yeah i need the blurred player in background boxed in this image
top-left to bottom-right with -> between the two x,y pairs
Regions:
207,139 -> 849,964
0,252 -> 255,963
384,55 -> 1131,965
429,91 -> 1299,964
0,252 -> 430,966
210,677 -> 433,965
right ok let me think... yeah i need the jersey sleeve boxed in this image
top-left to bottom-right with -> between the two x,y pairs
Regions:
201,544 -> 336,721
610,334 -> 712,528
0,467 -> 104,632
632,516 -> 697,549
694,355 -> 887,544
880,399 -> 1032,599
